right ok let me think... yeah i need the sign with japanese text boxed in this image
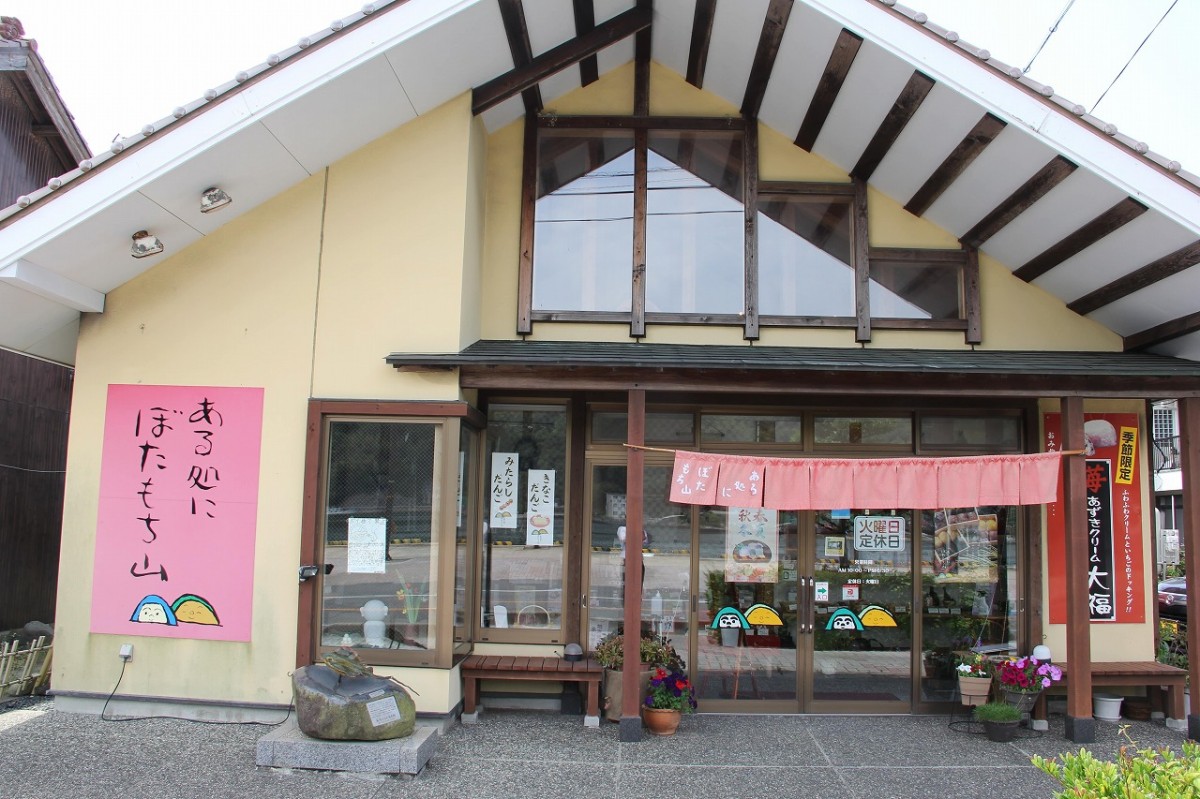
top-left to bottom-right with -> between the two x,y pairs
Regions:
91,385 -> 263,641
725,507 -> 778,583
669,455 -> 717,504
1044,412 -> 1145,624
347,517 -> 387,574
490,452 -> 518,529
525,468 -> 555,546
852,515 -> 906,551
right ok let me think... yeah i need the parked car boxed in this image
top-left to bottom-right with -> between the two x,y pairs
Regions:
1158,577 -> 1187,621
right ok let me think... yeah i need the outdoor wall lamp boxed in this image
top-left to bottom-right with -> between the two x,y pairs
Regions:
130,230 -> 164,258
199,186 -> 232,213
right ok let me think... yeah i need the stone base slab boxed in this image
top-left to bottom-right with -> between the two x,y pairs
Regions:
256,717 -> 437,777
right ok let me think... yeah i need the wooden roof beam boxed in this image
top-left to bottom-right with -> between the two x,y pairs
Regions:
1070,240 -> 1200,316
685,0 -> 717,88
904,113 -> 1006,217
1014,197 -> 1148,283
496,0 -> 542,115
571,0 -> 599,87
741,0 -> 793,119
794,29 -> 862,151
1125,310 -> 1200,352
960,155 -> 1077,248
473,4 -> 652,115
851,71 -> 935,181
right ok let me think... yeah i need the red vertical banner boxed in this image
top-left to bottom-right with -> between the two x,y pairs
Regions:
1044,412 -> 1145,624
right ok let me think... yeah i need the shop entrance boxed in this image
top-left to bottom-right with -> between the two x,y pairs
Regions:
583,461 -> 915,713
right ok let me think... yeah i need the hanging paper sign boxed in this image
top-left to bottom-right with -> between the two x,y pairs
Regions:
525,468 -> 555,546
1045,412 -> 1144,624
490,452 -> 518,529
716,461 -> 763,507
347,517 -> 387,574
725,507 -> 778,583
852,515 -> 905,551
669,454 -> 717,504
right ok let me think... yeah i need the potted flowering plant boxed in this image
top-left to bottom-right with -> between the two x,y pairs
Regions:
955,652 -> 994,706
997,655 -> 1062,713
642,664 -> 697,736
593,630 -> 682,722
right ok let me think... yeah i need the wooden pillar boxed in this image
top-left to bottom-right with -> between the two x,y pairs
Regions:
1060,396 -> 1095,742
1181,398 -> 1200,740
620,388 -> 646,742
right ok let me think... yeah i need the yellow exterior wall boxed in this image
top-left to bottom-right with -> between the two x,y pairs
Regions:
56,93 -> 484,715
480,63 -> 1122,354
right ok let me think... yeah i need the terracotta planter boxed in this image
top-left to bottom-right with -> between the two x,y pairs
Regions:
957,675 -> 991,706
643,707 -> 682,736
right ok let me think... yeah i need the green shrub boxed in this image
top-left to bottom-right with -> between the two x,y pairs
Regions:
974,701 -> 1022,722
1033,735 -> 1200,798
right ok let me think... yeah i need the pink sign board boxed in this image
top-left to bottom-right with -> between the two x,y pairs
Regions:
91,384 -> 264,641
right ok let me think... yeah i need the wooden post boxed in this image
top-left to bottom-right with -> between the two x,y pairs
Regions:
620,389 -> 646,741
1180,397 -> 1200,740
1060,396 -> 1094,742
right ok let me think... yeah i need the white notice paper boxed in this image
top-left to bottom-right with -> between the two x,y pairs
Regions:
347,517 -> 387,574
366,696 -> 403,727
490,452 -> 518,529
525,468 -> 555,546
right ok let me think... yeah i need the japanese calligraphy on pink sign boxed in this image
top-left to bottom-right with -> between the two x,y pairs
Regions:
91,385 -> 264,641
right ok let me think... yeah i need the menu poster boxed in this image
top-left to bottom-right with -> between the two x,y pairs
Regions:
725,507 -> 779,583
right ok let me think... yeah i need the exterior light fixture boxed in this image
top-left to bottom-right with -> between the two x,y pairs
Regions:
130,230 -> 164,258
200,187 -> 232,214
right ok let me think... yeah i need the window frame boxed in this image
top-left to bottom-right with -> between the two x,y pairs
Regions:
298,400 -> 483,670
517,115 -> 982,344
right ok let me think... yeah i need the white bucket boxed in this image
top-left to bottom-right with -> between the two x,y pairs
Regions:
1093,693 -> 1123,722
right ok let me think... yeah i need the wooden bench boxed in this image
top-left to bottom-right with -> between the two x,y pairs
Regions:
1032,661 -> 1188,730
460,655 -> 604,727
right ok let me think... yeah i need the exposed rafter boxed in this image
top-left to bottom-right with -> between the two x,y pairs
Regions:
904,113 -> 1007,217
960,156 -> 1077,248
741,0 -> 793,119
1069,240 -> 1200,316
851,70 -> 935,181
795,28 -> 863,151
496,0 -> 542,115
685,0 -> 717,88
473,5 -> 653,115
571,0 -> 599,86
1013,197 -> 1148,283
1125,311 -> 1200,353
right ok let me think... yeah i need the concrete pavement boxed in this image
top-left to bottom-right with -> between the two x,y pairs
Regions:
0,696 -> 1191,798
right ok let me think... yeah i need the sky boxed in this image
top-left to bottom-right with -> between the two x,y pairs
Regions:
5,0 -> 1198,171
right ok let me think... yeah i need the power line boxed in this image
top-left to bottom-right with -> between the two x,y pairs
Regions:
1024,0 -> 1077,74
1091,0 -> 1179,115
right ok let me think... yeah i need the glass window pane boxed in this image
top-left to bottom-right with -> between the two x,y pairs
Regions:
533,130 -> 635,312
758,196 -> 854,317
869,259 -> 963,320
919,506 -> 1018,703
592,411 -> 695,444
919,416 -> 1020,450
482,405 -> 567,632
700,414 -> 804,444
320,421 -> 438,653
454,427 -> 477,642
814,416 -> 912,446
646,131 -> 744,315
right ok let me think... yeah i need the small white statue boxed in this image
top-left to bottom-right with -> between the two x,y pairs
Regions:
360,599 -> 389,647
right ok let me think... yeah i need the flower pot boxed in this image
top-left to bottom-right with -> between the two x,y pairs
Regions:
603,666 -> 652,722
720,627 -> 740,647
1093,693 -> 1123,722
643,707 -> 681,736
958,676 -> 991,706
1002,688 -> 1039,715
983,719 -> 1019,743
